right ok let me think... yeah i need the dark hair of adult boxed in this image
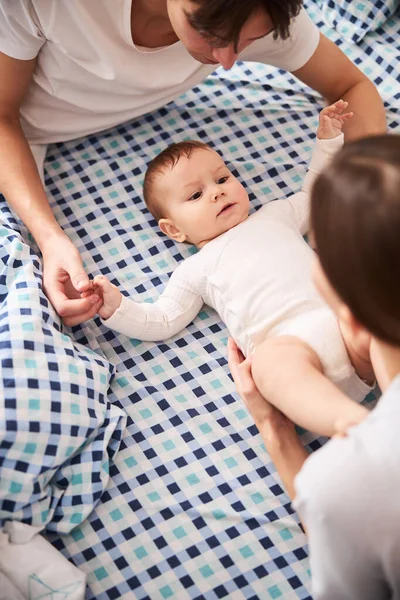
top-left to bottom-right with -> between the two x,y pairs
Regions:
143,140 -> 211,221
186,0 -> 304,50
311,134 -> 400,346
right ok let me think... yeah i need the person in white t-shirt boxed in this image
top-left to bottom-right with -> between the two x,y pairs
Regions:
0,1 -> 386,327
88,102 -> 373,438
228,134 -> 400,599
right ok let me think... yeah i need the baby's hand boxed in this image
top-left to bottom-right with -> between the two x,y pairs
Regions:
92,275 -> 122,320
317,99 -> 353,140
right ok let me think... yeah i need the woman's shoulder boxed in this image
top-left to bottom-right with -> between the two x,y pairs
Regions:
294,381 -> 400,596
295,379 -> 400,519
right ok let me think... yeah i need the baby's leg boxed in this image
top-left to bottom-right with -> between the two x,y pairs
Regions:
251,336 -> 369,437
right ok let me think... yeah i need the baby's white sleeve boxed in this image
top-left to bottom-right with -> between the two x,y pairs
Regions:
287,134 -> 344,235
102,264 -> 204,342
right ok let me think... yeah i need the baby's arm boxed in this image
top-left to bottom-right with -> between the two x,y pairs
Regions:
93,266 -> 204,342
287,100 -> 352,235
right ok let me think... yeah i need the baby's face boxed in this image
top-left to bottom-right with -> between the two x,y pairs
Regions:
157,148 -> 250,247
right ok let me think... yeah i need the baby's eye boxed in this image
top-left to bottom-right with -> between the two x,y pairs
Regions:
217,176 -> 229,184
189,191 -> 202,201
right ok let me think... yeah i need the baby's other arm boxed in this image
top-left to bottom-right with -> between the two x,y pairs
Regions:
93,264 -> 204,342
301,100 -> 351,196
287,101 -> 350,235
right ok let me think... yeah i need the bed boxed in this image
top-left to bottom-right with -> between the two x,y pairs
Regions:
1,1 -> 399,598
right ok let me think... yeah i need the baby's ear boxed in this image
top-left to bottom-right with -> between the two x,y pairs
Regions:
158,218 -> 187,243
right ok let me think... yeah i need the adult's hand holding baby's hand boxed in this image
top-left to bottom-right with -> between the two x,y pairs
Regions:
93,275 -> 122,319
82,275 -> 122,320
318,99 -> 353,140
41,234 -> 102,327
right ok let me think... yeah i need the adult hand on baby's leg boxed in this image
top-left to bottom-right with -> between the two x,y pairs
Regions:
333,417 -> 366,439
227,338 -> 295,434
228,339 -> 307,507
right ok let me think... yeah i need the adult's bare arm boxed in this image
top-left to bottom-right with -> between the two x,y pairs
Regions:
293,34 -> 386,141
0,52 -> 101,325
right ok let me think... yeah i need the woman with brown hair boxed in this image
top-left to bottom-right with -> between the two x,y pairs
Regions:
229,134 -> 400,599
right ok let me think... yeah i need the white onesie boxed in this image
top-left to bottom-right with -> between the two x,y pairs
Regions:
105,134 -> 371,402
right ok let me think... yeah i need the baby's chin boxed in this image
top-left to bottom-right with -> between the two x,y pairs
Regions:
194,211 -> 250,247
217,214 -> 246,236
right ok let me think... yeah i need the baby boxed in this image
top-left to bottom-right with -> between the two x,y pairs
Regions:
89,102 -> 373,437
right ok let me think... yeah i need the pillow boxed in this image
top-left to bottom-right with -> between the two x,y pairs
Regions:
0,217 -> 126,533
314,0 -> 399,43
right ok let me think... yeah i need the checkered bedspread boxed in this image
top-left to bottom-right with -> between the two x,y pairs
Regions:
0,218 -> 126,533
1,2 -> 399,598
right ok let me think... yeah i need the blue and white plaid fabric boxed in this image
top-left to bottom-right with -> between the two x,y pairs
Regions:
0,2 -> 399,598
0,215 -> 126,533
315,0 -> 399,42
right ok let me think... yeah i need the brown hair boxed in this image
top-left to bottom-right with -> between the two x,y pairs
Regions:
311,135 -> 400,345
143,140 -> 211,221
186,0 -> 303,50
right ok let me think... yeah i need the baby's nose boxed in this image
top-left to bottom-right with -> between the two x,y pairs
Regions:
211,186 -> 225,201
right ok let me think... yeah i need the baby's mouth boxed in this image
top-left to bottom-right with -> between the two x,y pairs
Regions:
217,203 -> 235,216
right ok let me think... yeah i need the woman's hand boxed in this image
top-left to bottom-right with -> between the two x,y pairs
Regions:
228,338 -> 308,503
227,338 -> 294,434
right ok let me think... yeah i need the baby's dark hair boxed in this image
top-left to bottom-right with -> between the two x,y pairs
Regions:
143,140 -> 211,221
311,134 -> 400,345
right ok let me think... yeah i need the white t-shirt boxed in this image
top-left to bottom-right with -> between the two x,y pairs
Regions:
294,375 -> 400,600
0,0 -> 320,144
104,135 -> 371,402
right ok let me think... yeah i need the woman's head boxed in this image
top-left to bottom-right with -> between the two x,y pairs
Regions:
311,135 -> 400,346
167,0 -> 303,69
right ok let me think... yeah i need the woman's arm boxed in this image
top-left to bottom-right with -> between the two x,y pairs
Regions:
228,342 -> 385,599
258,417 -> 309,504
227,339 -> 308,504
